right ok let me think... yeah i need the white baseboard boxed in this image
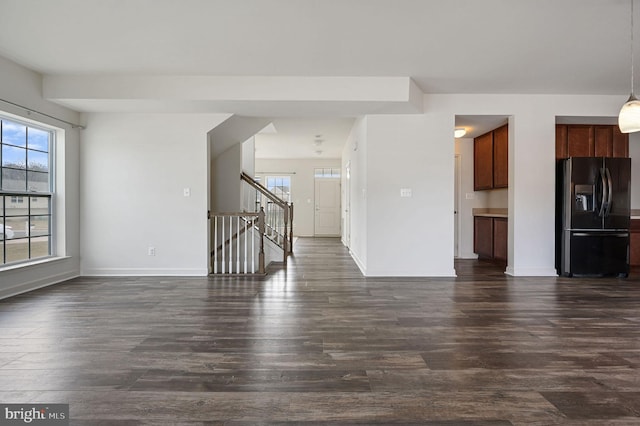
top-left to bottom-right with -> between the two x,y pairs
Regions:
81,268 -> 209,276
0,270 -> 79,300
349,250 -> 366,276
365,268 -> 457,277
505,266 -> 558,277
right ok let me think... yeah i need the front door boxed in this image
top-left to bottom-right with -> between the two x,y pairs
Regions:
314,178 -> 341,236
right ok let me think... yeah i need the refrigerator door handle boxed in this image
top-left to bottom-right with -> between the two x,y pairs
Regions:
604,167 -> 613,217
572,232 -> 628,237
598,167 -> 608,217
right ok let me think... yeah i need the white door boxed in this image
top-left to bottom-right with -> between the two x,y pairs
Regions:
315,178 -> 341,236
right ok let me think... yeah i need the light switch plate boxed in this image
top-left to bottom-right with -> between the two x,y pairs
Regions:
400,188 -> 412,198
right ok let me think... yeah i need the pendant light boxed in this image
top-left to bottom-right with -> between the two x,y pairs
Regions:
619,0 -> 640,133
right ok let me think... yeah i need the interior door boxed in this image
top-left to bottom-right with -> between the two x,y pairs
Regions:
315,178 -> 341,236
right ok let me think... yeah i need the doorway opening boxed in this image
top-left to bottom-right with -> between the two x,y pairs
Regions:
454,115 -> 510,277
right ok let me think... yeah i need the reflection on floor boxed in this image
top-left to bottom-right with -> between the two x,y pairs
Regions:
1,237 -> 640,424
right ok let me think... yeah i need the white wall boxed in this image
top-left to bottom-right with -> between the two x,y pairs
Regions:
254,158 -> 341,237
629,132 -> 640,208
0,55 -> 81,299
342,117 -> 368,272
80,112 -> 228,276
340,94 -> 630,277
242,137 -> 256,176
364,114 -> 456,276
213,143 -> 242,213
429,94 -> 625,277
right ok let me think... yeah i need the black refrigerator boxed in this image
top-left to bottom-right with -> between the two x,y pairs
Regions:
556,157 -> 631,277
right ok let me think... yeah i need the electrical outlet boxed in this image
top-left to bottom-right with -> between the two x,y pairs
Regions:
148,247 -> 156,256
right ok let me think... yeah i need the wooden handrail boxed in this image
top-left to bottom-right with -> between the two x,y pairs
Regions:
240,171 -> 294,261
241,172 -> 288,209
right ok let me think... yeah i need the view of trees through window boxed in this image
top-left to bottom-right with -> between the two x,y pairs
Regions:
265,176 -> 291,202
0,117 -> 52,265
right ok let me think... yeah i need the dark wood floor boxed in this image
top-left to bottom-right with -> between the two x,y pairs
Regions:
2,237 -> 640,425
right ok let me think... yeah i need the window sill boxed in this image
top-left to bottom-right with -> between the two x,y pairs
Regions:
0,256 -> 71,273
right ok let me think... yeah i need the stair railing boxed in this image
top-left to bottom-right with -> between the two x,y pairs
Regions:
211,208 -> 265,274
241,172 -> 293,263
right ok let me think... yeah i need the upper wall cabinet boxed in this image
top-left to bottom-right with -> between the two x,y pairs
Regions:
556,124 -> 628,160
492,124 -> 508,188
474,124 -> 508,191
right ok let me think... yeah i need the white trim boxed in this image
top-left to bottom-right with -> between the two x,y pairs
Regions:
349,249 -> 366,276
0,269 -> 78,300
505,266 -> 558,277
365,269 -> 458,277
81,268 -> 209,276
0,255 -> 70,272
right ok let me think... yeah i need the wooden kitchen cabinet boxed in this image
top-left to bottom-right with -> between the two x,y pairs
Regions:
474,215 -> 508,262
474,124 -> 508,191
474,132 -> 494,191
492,218 -> 508,261
493,124 -> 508,188
556,125 -> 568,159
594,125 -> 613,157
612,126 -> 629,158
474,216 -> 493,258
567,125 -> 594,157
556,124 -> 628,159
630,219 -> 640,267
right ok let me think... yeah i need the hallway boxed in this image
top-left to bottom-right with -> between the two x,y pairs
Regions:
1,237 -> 640,424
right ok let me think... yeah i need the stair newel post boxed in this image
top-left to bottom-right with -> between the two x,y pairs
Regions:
289,203 -> 294,255
258,207 -> 266,274
282,205 -> 289,265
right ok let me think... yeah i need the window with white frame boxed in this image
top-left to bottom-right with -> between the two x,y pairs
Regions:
314,168 -> 341,179
0,116 -> 53,265
265,176 -> 291,202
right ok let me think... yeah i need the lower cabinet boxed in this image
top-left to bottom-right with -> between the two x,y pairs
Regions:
492,218 -> 508,261
474,216 -> 507,261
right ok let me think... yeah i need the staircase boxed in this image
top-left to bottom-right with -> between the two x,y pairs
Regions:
211,172 -> 293,275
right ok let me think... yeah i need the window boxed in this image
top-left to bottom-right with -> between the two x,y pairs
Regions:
314,168 -> 341,179
265,176 -> 291,202
0,116 -> 53,265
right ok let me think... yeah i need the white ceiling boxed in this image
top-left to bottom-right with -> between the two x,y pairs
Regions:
255,118 -> 355,159
0,0 -> 635,155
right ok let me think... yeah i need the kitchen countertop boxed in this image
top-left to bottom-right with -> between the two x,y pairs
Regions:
632,209 -> 640,220
472,208 -> 508,218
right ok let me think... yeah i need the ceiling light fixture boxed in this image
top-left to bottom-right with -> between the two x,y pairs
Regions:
454,128 -> 467,138
619,0 -> 640,133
